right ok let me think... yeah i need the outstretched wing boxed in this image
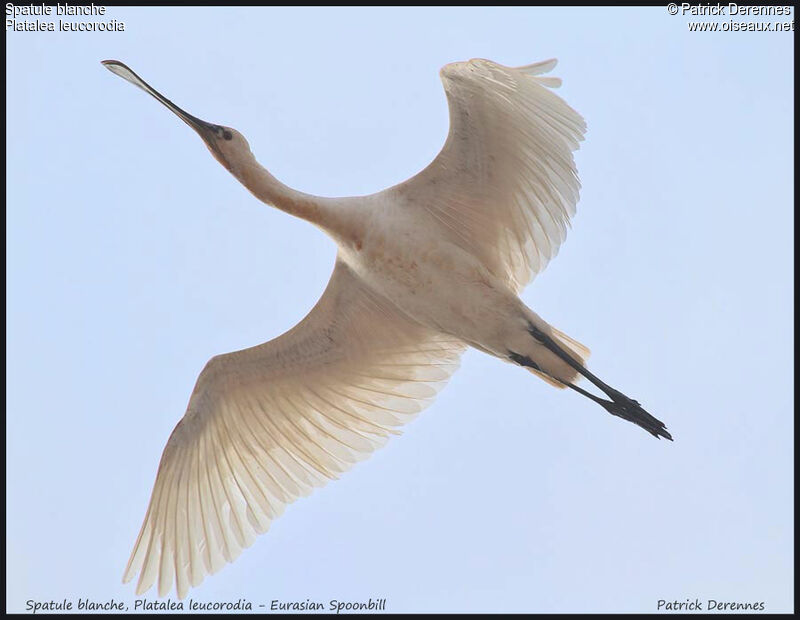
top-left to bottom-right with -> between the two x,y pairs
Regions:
389,58 -> 586,292
123,260 -> 465,598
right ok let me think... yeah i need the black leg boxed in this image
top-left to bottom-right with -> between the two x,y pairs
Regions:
527,324 -> 617,394
566,383 -> 672,440
511,327 -> 674,441
508,351 -> 543,371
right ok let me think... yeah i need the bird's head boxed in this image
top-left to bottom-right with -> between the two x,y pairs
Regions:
196,124 -> 252,176
101,60 -> 252,175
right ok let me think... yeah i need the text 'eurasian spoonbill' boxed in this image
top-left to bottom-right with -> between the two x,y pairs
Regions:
103,57 -> 672,599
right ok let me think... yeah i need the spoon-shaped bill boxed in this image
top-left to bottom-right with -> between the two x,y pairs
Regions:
102,59 -> 231,168
101,59 -> 216,135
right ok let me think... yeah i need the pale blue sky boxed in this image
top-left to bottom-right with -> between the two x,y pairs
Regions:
6,6 -> 793,614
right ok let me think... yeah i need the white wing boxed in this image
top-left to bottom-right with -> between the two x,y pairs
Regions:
123,260 -> 465,598
389,58 -> 586,292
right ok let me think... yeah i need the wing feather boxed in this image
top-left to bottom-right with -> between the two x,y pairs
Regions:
123,259 -> 465,597
390,58 -> 586,292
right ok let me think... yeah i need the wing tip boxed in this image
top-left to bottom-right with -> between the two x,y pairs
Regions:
514,59 -> 564,88
516,58 -> 558,75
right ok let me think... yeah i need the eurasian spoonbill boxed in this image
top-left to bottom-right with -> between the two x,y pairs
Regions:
103,57 -> 671,599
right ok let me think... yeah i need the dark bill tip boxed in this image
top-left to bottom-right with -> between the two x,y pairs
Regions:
101,59 -> 216,137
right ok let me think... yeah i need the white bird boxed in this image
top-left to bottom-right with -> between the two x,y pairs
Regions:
103,57 -> 671,599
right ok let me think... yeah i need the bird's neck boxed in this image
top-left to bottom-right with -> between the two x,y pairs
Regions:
235,158 -> 324,225
233,157 -> 364,248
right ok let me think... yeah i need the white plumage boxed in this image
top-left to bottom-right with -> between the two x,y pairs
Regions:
393,58 -> 585,293
124,261 -> 465,597
103,57 -> 670,599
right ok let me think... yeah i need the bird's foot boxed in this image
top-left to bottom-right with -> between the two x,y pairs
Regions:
599,392 -> 673,441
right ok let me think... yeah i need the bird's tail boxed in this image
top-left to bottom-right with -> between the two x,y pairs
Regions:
527,325 -> 590,389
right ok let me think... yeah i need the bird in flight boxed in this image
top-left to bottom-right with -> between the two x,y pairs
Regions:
103,57 -> 671,599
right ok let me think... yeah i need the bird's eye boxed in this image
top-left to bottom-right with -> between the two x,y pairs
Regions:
210,125 -> 232,141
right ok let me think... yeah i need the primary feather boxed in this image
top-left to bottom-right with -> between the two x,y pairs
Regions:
123,261 -> 464,597
390,58 -> 586,292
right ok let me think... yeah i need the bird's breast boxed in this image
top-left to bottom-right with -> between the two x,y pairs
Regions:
339,215 -> 505,335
